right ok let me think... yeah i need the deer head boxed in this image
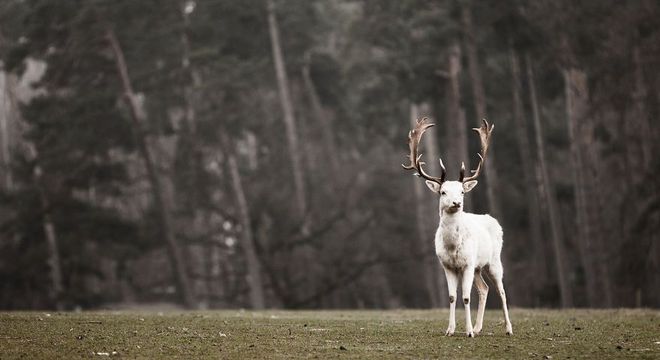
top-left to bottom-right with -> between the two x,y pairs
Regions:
402,118 -> 494,214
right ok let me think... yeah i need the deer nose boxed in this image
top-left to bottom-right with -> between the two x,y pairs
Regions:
452,201 -> 461,207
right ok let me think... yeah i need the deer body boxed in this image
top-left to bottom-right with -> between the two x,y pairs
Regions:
435,211 -> 502,274
403,118 -> 512,338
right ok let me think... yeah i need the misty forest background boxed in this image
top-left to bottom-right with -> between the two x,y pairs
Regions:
0,0 -> 658,311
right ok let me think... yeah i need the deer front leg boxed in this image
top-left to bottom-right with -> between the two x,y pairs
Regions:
462,266 -> 475,337
443,267 -> 459,336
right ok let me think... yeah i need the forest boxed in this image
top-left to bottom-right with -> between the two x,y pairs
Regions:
0,0 -> 658,311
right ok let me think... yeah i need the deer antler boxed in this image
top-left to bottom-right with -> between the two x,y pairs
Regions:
402,117 -> 446,184
459,119 -> 494,182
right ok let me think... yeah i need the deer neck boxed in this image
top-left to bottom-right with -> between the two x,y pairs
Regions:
439,211 -> 464,247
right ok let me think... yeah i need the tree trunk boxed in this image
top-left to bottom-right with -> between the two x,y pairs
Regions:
509,48 -> 545,306
418,102 -> 447,307
31,155 -> 64,310
418,102 -> 440,180
460,3 -> 501,220
267,0 -> 307,218
0,71 -> 17,190
445,42 -> 470,212
301,54 -> 340,175
0,32 -> 12,190
563,67 -> 599,307
179,0 -> 201,135
179,1 -> 209,302
410,103 -> 441,308
5,61 -> 63,308
42,200 -> 64,310
226,150 -> 266,309
178,0 -> 203,203
630,46 -> 653,169
629,45 -> 657,307
526,54 -> 573,308
0,73 -> 11,189
105,27 -> 195,309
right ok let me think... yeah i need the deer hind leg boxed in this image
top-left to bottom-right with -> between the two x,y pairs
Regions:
461,266 -> 476,337
473,268 -> 489,334
443,267 -> 459,336
488,261 -> 513,335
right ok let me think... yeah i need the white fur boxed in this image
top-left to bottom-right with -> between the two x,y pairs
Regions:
425,180 -> 513,337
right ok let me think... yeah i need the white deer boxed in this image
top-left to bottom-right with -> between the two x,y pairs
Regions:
403,118 -> 512,337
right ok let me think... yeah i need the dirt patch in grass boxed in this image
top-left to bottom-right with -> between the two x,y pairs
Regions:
1,309 -> 658,359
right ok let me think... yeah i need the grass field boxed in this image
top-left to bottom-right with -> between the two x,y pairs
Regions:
1,309 -> 658,359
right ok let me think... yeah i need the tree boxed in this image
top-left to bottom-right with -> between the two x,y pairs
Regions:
443,41 -> 471,210
105,26 -> 196,308
301,53 -> 340,175
31,147 -> 64,310
409,103 -> 442,308
525,54 -> 573,307
460,1 -> 502,220
508,47 -> 547,306
267,0 -> 307,219
223,135 -> 266,309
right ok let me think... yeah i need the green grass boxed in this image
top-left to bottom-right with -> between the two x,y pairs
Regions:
1,309 -> 658,359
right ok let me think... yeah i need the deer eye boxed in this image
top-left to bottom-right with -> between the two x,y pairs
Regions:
440,191 -> 446,195
461,191 -> 465,195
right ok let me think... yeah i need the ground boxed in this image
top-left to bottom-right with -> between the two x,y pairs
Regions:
0,309 -> 658,359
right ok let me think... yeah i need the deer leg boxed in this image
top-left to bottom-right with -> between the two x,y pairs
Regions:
462,266 -> 475,337
488,261 -> 513,335
443,267 -> 458,336
473,268 -> 489,334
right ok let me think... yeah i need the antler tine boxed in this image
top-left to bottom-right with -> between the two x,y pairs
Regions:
462,119 -> 494,183
402,117 -> 446,184
439,158 -> 447,183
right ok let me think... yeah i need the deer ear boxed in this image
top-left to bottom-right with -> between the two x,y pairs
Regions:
425,180 -> 441,193
463,180 -> 478,193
